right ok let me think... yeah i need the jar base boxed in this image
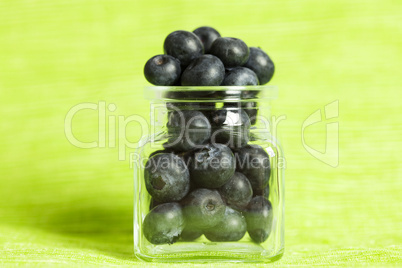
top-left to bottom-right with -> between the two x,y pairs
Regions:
134,241 -> 284,263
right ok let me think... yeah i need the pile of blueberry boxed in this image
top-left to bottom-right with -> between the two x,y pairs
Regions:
144,26 -> 274,86
142,27 -> 274,245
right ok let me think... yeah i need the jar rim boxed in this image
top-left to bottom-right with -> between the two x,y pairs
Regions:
144,85 -> 278,101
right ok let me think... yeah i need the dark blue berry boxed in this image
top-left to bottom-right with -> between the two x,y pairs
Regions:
181,54 -> 225,86
198,102 -> 216,124
180,224 -> 203,241
144,55 -> 181,86
193,26 -> 221,53
210,37 -> 249,68
166,102 -> 202,111
163,91 -> 186,100
166,110 -> 211,151
168,101 -> 215,123
211,108 -> 251,148
189,143 -> 235,188
244,196 -> 273,243
149,148 -> 173,159
242,102 -> 258,125
164,30 -> 204,68
221,67 -> 259,86
243,47 -> 275,85
165,92 -> 211,110
143,202 -> 184,245
224,102 -> 258,125
204,207 -> 247,242
234,144 -> 270,194
144,153 -> 190,202
181,188 -> 226,229
219,172 -> 253,210
259,184 -> 270,199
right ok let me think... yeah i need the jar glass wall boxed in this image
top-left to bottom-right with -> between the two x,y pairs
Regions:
134,86 -> 284,263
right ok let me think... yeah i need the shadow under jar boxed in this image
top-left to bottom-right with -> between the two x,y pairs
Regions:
134,86 -> 284,263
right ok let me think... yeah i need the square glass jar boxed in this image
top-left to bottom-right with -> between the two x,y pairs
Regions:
134,86 -> 284,263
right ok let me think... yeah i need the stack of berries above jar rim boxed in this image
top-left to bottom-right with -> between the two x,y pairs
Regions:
144,26 -> 275,87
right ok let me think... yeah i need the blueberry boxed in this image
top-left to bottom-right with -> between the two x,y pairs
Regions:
244,196 -> 273,243
181,188 -> 226,229
211,108 -> 250,148
166,110 -> 211,151
189,143 -> 235,188
242,102 -> 258,125
144,153 -> 190,202
234,144 -> 270,194
193,26 -> 221,53
198,102 -> 216,111
209,90 -> 242,101
144,54 -> 181,86
241,90 -> 260,99
169,101 -> 215,124
164,30 -> 204,67
163,91 -> 186,100
143,202 -> 184,245
149,148 -> 172,159
167,103 -> 202,111
181,54 -> 225,86
259,184 -> 270,199
212,88 -> 259,100
204,207 -> 247,242
166,101 -> 202,111
224,102 -> 258,125
243,47 -> 275,85
221,67 -> 259,86
157,145 -> 194,167
180,224 -> 203,241
198,102 -> 216,123
219,172 -> 253,210
210,37 -> 249,68
165,92 -> 209,110
162,86 -> 215,100
183,89 -> 217,98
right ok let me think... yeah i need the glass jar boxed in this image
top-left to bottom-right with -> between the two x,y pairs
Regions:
134,86 -> 284,263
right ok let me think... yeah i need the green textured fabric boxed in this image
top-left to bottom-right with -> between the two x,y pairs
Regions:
0,0 -> 401,266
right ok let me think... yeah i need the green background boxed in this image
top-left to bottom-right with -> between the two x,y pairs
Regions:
1,0 -> 401,266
